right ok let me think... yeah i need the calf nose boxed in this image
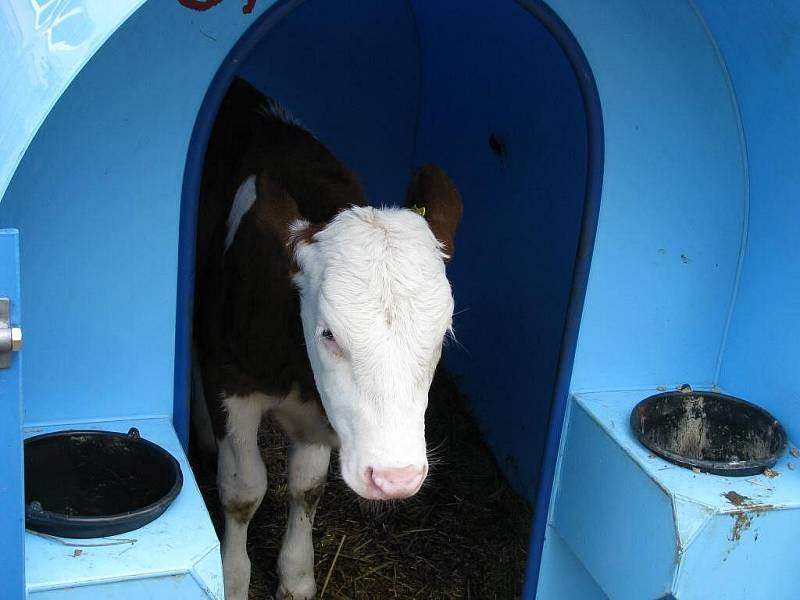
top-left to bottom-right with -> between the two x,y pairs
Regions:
369,464 -> 427,499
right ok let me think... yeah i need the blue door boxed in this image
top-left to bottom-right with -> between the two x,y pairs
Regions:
0,229 -> 24,599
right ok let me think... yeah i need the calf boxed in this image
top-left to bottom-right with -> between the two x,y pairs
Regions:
193,79 -> 462,600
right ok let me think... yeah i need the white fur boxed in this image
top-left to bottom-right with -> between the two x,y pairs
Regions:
277,442 -> 331,600
218,389 -> 337,600
218,393 -> 272,600
292,206 -> 454,498
259,96 -> 306,129
225,175 -> 257,252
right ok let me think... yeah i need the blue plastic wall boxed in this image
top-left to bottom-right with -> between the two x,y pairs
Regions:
532,1 -> 751,596
410,0 -> 587,500
0,0 -> 593,581
0,2 -> 142,201
232,0 -> 588,501
0,0 -> 280,425
0,231 -> 24,600
534,2 -> 800,598
236,0 -> 419,206
6,1 -> 800,598
1,0 -> 596,595
552,0 -> 747,393
695,1 -> 800,446
2,1 -> 594,595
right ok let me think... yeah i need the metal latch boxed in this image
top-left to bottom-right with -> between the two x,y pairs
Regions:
0,298 -> 22,369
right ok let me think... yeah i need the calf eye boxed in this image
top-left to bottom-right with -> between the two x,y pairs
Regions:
321,329 -> 335,341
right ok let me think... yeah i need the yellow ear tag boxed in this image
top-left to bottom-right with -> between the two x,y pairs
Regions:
411,204 -> 426,217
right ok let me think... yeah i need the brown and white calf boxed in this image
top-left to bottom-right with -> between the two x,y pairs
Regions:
193,79 -> 462,600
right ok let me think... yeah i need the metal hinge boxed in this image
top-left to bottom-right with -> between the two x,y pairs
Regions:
0,298 -> 22,369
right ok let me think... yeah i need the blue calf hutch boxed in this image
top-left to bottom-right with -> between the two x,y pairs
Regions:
0,1 -> 799,598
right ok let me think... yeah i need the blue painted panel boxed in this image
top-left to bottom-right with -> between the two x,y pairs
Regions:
0,1 -> 144,201
536,527 -> 608,600
572,390 -> 800,513
0,230 -> 24,600
542,389 -> 800,598
547,0 -> 747,391
30,574 -> 217,600
410,0 -> 588,501
0,1 -> 275,425
677,507 -> 800,600
695,2 -> 800,446
236,0 -> 420,205
552,397 -> 676,600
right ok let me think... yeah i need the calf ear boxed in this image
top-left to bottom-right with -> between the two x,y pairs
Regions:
404,164 -> 463,260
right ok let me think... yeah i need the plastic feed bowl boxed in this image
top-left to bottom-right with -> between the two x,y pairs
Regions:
24,428 -> 183,538
630,391 -> 786,477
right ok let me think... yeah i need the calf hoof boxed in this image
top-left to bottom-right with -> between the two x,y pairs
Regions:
276,578 -> 317,600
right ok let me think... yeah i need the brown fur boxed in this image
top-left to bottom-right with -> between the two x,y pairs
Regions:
193,79 -> 366,439
404,164 -> 463,260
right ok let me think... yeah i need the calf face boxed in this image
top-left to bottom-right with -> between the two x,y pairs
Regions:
264,166 -> 462,500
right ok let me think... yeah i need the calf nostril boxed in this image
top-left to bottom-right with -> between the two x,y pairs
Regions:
369,465 -> 426,495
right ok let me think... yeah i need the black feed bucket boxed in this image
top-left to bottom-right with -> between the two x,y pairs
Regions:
630,390 -> 787,476
24,429 -> 183,538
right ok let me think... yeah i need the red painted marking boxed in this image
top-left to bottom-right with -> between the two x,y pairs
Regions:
178,0 -> 224,10
177,0 -> 257,13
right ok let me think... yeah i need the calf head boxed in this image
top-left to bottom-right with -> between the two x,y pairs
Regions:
261,165 -> 462,500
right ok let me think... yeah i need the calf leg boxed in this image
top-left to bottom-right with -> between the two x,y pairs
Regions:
277,442 -> 331,600
217,396 -> 268,600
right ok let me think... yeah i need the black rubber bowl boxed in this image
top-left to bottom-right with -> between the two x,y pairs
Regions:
630,390 -> 787,476
25,428 -> 183,538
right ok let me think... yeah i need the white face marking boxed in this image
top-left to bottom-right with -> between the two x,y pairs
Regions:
292,207 -> 454,499
225,175 -> 257,252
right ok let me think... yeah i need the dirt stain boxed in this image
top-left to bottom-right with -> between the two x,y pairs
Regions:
722,491 -> 775,543
730,512 -> 752,542
723,491 -> 750,507
489,133 -> 508,169
225,498 -> 259,525
302,484 -> 324,521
